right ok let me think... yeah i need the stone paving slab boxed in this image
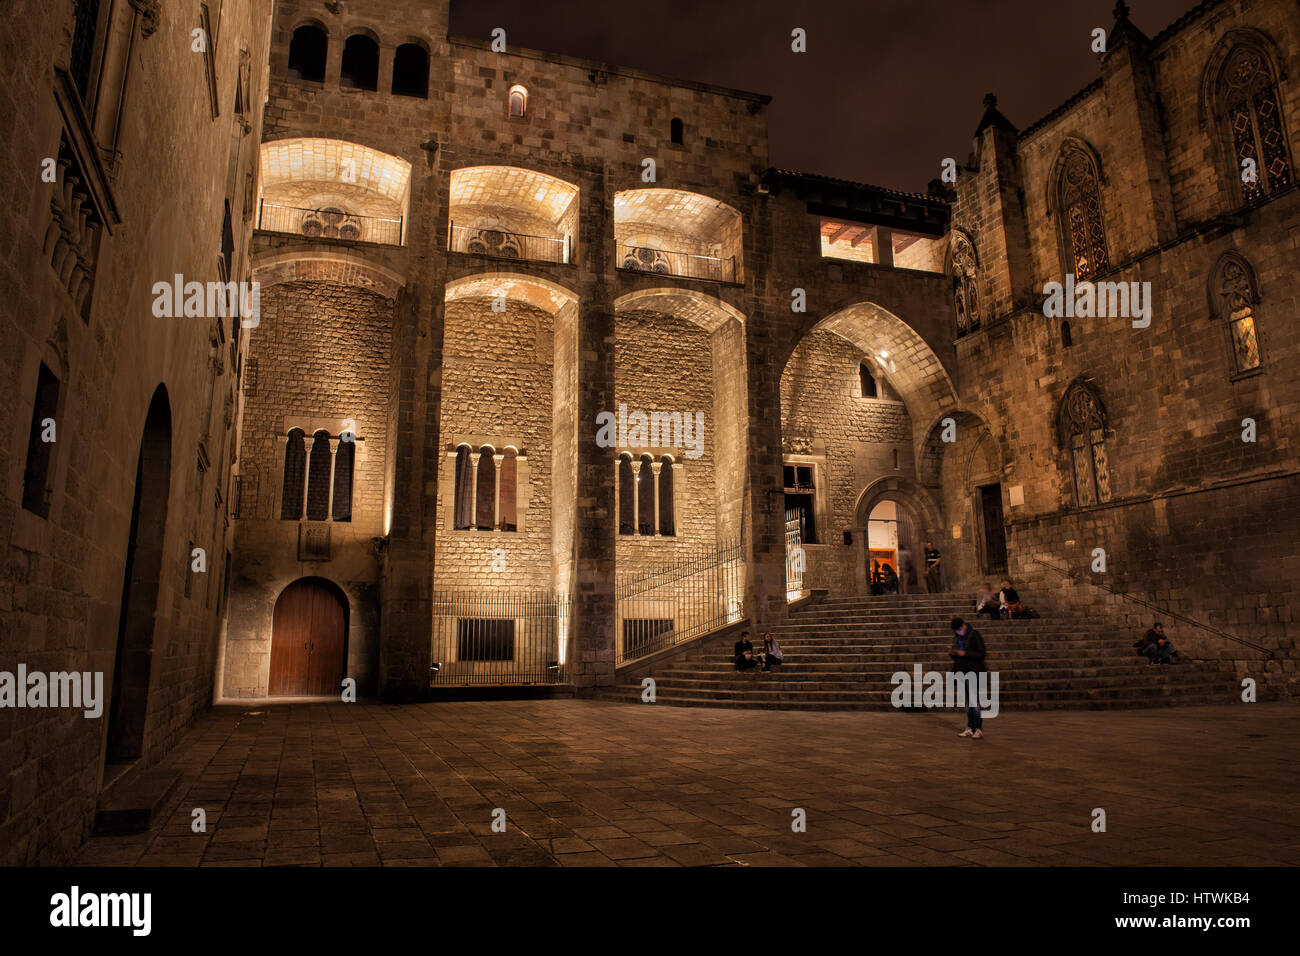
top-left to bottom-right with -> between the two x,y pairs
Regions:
73,700 -> 1300,867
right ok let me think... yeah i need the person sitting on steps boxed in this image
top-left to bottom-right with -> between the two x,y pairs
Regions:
1134,621 -> 1179,664
734,630 -> 760,673
760,632 -> 784,671
975,582 -> 999,620
998,579 -> 1026,619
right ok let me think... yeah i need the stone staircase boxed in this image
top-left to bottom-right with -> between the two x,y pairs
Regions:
599,592 -> 1241,711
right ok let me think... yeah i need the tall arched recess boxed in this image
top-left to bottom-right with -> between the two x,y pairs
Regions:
105,385 -> 172,771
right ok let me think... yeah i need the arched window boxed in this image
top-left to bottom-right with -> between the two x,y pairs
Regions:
332,439 -> 355,522
1059,382 -> 1112,508
499,449 -> 518,531
392,42 -> 429,98
475,445 -> 497,530
859,363 -> 878,398
1054,143 -> 1109,281
618,454 -> 635,535
306,430 -> 332,520
657,456 -> 675,537
508,84 -> 528,117
340,34 -> 379,91
637,454 -> 655,536
288,25 -> 328,84
670,118 -> 684,144
951,231 -> 980,337
280,428 -> 307,519
1061,320 -> 1073,348
1219,46 -> 1292,204
1211,253 -> 1263,373
453,444 -> 473,530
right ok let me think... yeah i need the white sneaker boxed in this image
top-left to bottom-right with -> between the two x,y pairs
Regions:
972,730 -> 984,739
958,729 -> 974,737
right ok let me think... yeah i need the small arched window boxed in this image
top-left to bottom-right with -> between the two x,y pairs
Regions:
1218,45 -> 1292,204
453,444 -> 473,530
657,456 -> 675,537
1059,382 -> 1112,508
288,24 -> 328,84
475,445 -> 497,530
618,454 -> 635,535
1061,320 -> 1073,348
280,428 -> 307,519
951,231 -> 980,337
499,449 -> 518,532
340,34 -> 379,91
859,363 -> 878,398
637,454 -> 656,536
392,42 -> 429,98
508,84 -> 528,117
1211,253 -> 1263,373
332,439 -> 355,522
670,118 -> 684,145
1054,142 -> 1110,281
306,430 -> 333,520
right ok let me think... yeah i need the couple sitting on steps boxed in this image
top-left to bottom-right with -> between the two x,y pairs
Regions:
734,631 -> 783,673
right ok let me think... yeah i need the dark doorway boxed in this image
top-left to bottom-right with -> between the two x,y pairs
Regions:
268,578 -> 348,696
106,386 -> 172,770
977,483 -> 1008,574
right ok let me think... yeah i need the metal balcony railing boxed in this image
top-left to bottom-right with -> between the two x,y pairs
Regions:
448,222 -> 569,264
257,201 -> 403,246
616,242 -> 736,283
430,590 -> 569,686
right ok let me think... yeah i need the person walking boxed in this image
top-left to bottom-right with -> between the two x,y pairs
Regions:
925,541 -> 943,593
950,616 -> 988,739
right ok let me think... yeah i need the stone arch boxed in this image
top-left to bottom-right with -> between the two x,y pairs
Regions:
613,288 -> 745,333
613,188 -> 744,283
252,249 -> 405,297
448,166 -> 580,263
916,407 -> 1006,492
443,271 -> 578,315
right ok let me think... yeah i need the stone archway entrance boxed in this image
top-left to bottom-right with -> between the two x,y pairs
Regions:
268,577 -> 348,696
866,498 -> 922,594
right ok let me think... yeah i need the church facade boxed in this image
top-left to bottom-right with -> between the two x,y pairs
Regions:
1,0 -> 1296,863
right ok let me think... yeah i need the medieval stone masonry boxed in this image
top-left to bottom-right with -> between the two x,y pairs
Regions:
0,0 -> 1297,865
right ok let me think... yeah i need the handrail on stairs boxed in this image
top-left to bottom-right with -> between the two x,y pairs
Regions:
1029,557 -> 1274,660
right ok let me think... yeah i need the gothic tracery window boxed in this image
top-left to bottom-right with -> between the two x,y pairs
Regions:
1220,46 -> 1292,204
1055,145 -> 1110,281
951,232 -> 980,337
1059,383 -> 1112,508
1212,254 -> 1263,374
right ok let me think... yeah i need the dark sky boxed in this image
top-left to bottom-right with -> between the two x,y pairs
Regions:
451,0 -> 1199,193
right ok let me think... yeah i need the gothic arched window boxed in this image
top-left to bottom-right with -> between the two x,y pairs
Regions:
280,428 -> 307,520
1219,45 -> 1292,204
951,232 -> 980,337
1054,144 -> 1110,281
306,430 -> 333,520
1059,382 -> 1112,508
1211,253 -> 1263,374
657,455 -> 675,537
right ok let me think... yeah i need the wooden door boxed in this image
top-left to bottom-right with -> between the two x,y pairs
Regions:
978,484 -> 1008,574
269,578 -> 346,696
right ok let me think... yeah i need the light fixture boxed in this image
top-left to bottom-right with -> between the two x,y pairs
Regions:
879,350 -> 889,358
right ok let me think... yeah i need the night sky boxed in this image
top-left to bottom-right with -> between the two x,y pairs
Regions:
451,0 -> 1199,193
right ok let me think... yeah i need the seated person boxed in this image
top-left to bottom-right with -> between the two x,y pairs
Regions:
975,583 -> 999,620
760,632 -> 784,671
870,561 -> 883,596
998,580 -> 1026,619
1136,622 -> 1178,664
734,631 -> 759,671
881,563 -> 899,594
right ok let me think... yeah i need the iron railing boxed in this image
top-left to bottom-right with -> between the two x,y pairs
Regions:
257,201 -> 403,246
430,590 -> 569,685
448,222 -> 569,264
1030,557 -> 1273,659
615,243 -> 736,283
785,508 -> 805,600
615,539 -> 745,665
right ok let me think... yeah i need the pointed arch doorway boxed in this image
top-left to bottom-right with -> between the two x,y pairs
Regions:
866,499 -> 920,594
268,578 -> 348,696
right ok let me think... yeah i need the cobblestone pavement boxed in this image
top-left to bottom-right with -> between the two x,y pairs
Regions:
75,700 -> 1300,867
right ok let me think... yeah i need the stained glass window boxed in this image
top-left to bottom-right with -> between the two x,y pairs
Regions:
1060,383 -> 1112,508
1057,148 -> 1109,281
951,233 -> 980,338
1222,46 -> 1293,203
1214,254 -> 1264,374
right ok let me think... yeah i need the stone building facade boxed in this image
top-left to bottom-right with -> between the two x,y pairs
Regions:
1,0 -> 1297,864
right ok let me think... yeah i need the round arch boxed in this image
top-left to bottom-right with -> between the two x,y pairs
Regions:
613,287 -> 744,333
443,271 -> 578,315
252,249 -> 406,297
268,576 -> 350,697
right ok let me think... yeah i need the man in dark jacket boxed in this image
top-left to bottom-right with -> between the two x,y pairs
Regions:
950,616 -> 988,738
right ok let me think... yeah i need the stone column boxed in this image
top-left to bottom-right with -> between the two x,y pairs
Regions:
650,459 -> 662,536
